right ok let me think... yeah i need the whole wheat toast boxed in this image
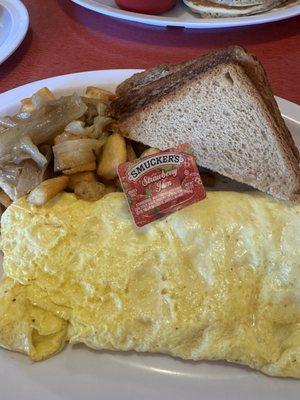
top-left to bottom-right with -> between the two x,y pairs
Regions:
111,46 -> 300,201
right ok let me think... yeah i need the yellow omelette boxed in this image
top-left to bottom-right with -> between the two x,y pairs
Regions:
0,191 -> 299,378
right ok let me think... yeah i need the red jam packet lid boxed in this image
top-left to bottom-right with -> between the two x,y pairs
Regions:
117,143 -> 206,227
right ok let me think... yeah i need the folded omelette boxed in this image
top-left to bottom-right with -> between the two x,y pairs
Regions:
0,191 -> 299,378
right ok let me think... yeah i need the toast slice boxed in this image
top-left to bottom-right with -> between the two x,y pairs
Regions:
111,46 -> 300,201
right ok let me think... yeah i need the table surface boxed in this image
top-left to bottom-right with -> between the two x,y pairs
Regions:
0,0 -> 299,103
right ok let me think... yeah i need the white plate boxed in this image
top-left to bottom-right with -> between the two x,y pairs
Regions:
0,70 -> 299,400
0,0 -> 29,65
71,0 -> 300,28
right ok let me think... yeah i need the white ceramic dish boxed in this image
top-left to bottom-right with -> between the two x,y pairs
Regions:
0,70 -> 299,400
0,0 -> 29,64
70,0 -> 300,28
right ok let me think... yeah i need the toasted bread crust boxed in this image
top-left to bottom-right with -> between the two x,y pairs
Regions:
116,64 -> 173,97
116,58 -> 199,97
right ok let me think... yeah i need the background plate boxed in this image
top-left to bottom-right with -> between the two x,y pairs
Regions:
71,0 -> 300,28
0,70 -> 299,400
0,0 -> 29,64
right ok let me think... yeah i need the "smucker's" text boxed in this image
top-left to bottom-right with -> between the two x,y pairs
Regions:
128,153 -> 183,181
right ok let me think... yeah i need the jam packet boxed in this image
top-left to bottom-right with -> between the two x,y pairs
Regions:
117,143 -> 206,227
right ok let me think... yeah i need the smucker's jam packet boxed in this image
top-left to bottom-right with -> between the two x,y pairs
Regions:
117,143 -> 206,227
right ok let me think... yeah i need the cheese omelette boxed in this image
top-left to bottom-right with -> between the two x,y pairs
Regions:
0,192 -> 299,378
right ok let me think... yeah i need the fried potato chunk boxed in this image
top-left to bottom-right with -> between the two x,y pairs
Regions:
97,133 -> 127,180
67,171 -> 98,191
74,181 -> 106,201
20,87 -> 55,113
28,176 -> 69,206
20,98 -> 35,113
85,86 -> 115,101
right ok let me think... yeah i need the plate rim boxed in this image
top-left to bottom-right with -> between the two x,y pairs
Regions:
0,0 -> 29,64
70,0 -> 300,28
